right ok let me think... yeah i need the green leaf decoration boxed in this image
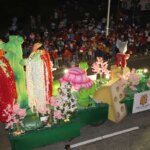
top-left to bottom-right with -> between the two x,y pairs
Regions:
52,80 -> 60,96
79,61 -> 89,71
77,88 -> 92,107
77,98 -> 91,107
88,84 -> 97,96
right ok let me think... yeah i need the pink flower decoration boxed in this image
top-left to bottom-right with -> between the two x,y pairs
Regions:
37,107 -> 50,115
17,109 -> 26,118
53,111 -> 63,119
13,104 -> 20,112
118,68 -> 141,91
12,104 -> 26,118
60,67 -> 93,91
53,100 -> 62,107
92,57 -> 110,77
3,103 -> 26,129
129,85 -> 137,91
128,69 -> 141,87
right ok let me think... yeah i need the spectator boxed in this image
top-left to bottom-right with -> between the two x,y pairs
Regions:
52,48 -> 59,68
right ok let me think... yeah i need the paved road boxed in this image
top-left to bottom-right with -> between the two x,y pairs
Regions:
72,125 -> 150,150
127,55 -> 150,70
34,110 -> 150,150
0,55 -> 150,150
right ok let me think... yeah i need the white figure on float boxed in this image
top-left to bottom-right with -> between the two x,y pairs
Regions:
116,39 -> 130,69
26,43 -> 53,112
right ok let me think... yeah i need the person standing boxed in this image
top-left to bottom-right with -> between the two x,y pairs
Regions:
52,48 -> 59,68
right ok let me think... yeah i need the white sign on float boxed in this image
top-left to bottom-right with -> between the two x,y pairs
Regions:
132,90 -> 150,113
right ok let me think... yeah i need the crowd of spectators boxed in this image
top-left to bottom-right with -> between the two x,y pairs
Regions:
2,0 -> 150,68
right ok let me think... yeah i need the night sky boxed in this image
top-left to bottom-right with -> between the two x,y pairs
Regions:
1,0 -> 59,31
1,0 -> 57,17
1,0 -> 109,18
1,0 -> 107,27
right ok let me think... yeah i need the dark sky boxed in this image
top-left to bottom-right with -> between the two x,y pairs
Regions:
2,0 -> 56,17
1,0 -> 107,18
0,0 -> 122,32
1,0 -> 58,28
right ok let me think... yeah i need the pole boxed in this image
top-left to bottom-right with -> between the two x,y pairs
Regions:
132,0 -> 135,25
106,0 -> 111,37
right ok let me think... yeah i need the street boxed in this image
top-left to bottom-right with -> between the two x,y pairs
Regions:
35,110 -> 150,150
72,123 -> 150,150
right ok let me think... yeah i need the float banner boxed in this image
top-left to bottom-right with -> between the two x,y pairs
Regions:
132,90 -> 150,113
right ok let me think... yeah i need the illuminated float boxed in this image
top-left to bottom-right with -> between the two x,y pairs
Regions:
1,36 -> 150,150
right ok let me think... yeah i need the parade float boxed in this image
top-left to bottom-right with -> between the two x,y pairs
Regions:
0,36 -> 150,150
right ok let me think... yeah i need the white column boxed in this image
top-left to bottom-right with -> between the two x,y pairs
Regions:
106,0 -> 111,37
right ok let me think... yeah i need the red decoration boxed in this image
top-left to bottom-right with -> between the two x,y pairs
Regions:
116,53 -> 130,68
0,56 -> 17,123
41,50 -> 53,99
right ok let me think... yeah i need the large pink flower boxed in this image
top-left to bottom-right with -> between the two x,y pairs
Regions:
60,67 -> 93,91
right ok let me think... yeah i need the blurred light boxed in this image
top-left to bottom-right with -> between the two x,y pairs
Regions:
105,74 -> 110,80
64,69 -> 69,74
143,68 -> 148,73
52,68 -> 57,71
